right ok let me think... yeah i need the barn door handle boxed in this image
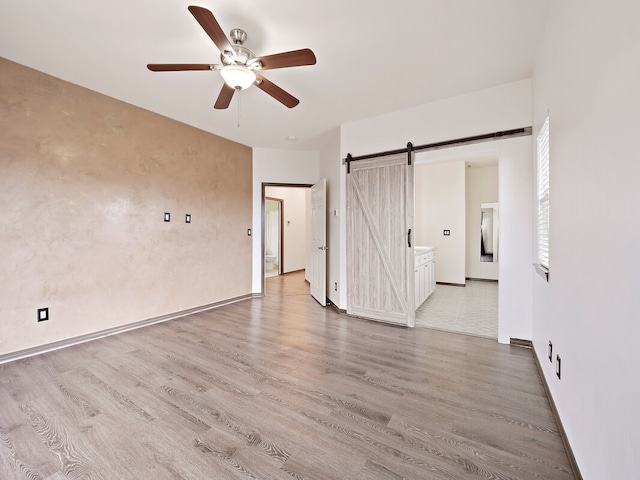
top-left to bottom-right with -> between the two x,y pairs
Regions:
408,229 -> 412,248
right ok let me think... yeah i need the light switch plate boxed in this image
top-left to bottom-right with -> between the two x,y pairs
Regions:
185,214 -> 191,223
164,212 -> 170,222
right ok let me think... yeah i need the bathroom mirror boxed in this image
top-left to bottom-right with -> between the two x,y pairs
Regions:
480,202 -> 499,263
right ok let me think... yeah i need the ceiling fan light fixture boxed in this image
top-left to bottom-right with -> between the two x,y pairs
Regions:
220,64 -> 256,90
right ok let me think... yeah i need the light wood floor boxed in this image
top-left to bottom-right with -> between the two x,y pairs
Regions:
0,271 -> 574,479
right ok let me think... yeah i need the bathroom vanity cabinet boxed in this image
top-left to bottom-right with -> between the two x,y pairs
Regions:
415,247 -> 436,309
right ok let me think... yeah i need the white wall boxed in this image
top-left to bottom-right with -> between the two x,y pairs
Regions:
341,79 -> 533,158
252,148 -> 320,293
497,136 -> 533,343
532,1 -> 640,478
340,79 -> 533,340
466,164 -> 499,280
414,160 -> 466,284
265,186 -> 308,273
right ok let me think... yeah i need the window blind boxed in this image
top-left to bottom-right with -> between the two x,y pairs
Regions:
537,117 -> 550,269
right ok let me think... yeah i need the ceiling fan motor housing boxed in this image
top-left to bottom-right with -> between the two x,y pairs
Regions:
219,28 -> 262,69
222,44 -> 259,67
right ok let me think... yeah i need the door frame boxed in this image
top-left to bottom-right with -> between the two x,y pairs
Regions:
309,179 -> 327,306
265,196 -> 284,275
261,183 -> 313,295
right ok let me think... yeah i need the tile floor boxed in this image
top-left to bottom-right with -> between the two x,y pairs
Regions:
266,268 -> 279,278
415,280 -> 498,339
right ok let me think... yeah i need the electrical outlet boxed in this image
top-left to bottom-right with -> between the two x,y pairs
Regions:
37,307 -> 49,322
334,282 -> 338,291
548,341 -> 553,362
443,229 -> 451,236
556,355 -> 561,379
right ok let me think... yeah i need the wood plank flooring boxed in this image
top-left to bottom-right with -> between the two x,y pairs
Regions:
0,271 -> 574,479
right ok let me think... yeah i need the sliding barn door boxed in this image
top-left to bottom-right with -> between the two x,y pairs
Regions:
346,153 -> 415,326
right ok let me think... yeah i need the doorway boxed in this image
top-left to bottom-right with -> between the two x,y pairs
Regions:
261,184 -> 312,296
413,154 -> 499,338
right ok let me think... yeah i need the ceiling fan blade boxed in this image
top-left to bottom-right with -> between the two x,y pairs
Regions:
147,64 -> 215,72
255,48 -> 316,70
188,6 -> 233,54
214,83 -> 236,109
255,74 -> 299,108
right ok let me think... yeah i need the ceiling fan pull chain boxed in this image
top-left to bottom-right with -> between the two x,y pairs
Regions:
237,87 -> 241,128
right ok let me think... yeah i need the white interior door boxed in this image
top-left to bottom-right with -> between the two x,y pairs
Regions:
346,153 -> 415,326
310,179 -> 327,306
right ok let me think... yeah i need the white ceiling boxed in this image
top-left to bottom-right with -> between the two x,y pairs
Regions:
0,0 -> 549,150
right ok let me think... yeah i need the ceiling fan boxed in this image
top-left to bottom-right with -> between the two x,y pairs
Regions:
147,5 -> 316,109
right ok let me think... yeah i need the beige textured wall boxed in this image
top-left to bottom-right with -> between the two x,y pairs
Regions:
0,57 -> 253,356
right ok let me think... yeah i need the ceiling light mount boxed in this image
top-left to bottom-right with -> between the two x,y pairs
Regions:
230,28 -> 247,46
